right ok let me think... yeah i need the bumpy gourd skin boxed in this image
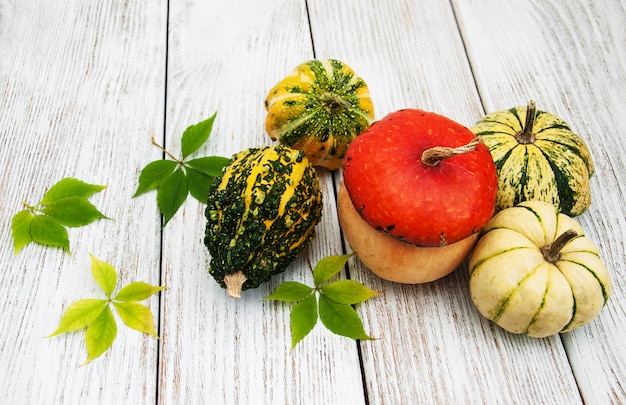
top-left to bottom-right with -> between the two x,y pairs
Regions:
204,145 -> 323,292
264,59 -> 374,170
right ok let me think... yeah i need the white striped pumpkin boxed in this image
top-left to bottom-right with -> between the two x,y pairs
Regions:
470,101 -> 594,216
469,200 -> 611,338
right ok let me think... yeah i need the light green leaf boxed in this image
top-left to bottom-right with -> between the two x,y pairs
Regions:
290,294 -> 318,350
113,301 -> 159,338
42,196 -> 108,227
133,159 -> 178,197
83,305 -> 117,365
47,298 -> 108,336
313,254 -> 352,286
30,214 -> 70,253
11,210 -> 34,254
265,281 -> 313,302
157,168 -> 188,227
185,156 -> 229,177
321,280 -> 381,305
181,112 -> 217,159
114,282 -> 166,302
318,295 -> 374,341
185,167 -> 214,203
41,178 -> 106,205
90,255 -> 117,297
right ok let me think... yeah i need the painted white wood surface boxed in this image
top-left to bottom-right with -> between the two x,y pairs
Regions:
0,0 -> 624,404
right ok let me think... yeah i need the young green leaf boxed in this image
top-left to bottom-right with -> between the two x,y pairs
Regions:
185,167 -> 214,203
321,280 -> 381,305
313,253 -> 352,286
318,295 -> 374,341
265,281 -> 313,302
185,156 -> 230,177
29,214 -> 70,253
112,301 -> 159,338
181,112 -> 217,159
290,294 -> 318,350
157,168 -> 188,226
114,282 -> 166,302
48,255 -> 165,365
11,210 -> 34,254
83,305 -> 117,365
90,255 -> 117,297
42,196 -> 108,227
47,298 -> 108,336
133,159 -> 178,197
41,177 -> 107,205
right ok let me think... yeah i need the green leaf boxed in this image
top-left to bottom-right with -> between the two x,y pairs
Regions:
181,112 -> 217,159
290,294 -> 318,350
41,178 -> 106,205
29,214 -> 70,253
90,255 -> 117,297
318,295 -> 374,341
321,280 -> 381,305
157,168 -> 188,227
47,298 -> 108,336
313,254 -> 352,286
265,281 -> 314,302
114,282 -> 166,302
185,167 -> 214,203
133,159 -> 178,197
11,210 -> 34,254
112,301 -> 159,338
42,196 -> 108,227
83,305 -> 117,365
185,156 -> 229,177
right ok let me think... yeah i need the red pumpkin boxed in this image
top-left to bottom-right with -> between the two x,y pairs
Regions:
342,108 -> 498,247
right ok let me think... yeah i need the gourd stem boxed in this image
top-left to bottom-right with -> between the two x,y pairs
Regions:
320,92 -> 351,114
224,271 -> 248,298
421,137 -> 482,167
541,229 -> 578,263
515,100 -> 537,145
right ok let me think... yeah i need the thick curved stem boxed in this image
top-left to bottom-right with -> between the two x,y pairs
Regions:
514,100 -> 537,144
541,229 -> 578,263
421,137 -> 482,167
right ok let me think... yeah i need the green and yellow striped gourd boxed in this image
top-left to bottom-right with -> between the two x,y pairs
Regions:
469,200 -> 612,337
204,145 -> 323,298
470,101 -> 594,216
264,59 -> 374,171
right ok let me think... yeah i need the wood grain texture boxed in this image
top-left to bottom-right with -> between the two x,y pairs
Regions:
158,0 -> 365,403
0,0 -> 167,403
453,1 -> 626,403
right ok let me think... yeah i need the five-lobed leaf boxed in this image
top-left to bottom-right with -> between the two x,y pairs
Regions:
47,298 -> 108,337
181,112 -> 217,159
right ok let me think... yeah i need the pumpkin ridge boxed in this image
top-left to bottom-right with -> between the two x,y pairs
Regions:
469,245 -> 532,276
523,272 -> 552,335
558,258 -> 611,305
541,152 -> 576,214
491,261 -> 543,322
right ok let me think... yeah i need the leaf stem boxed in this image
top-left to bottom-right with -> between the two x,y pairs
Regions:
151,137 -> 184,165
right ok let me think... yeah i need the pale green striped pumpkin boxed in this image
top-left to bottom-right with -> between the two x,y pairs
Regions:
470,101 -> 594,216
469,200 -> 612,337
264,59 -> 374,171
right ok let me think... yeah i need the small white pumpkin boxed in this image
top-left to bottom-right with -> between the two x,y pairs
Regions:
469,200 -> 611,337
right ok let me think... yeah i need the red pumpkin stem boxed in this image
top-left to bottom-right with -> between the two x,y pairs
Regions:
515,100 -> 537,144
421,137 -> 482,167
541,229 -> 578,263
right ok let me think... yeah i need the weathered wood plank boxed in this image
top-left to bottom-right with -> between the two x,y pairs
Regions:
0,0 -> 167,403
158,1 -> 366,403
453,0 -> 626,403
309,0 -> 583,403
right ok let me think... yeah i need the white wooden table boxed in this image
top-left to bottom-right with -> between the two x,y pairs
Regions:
1,0 -> 624,403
